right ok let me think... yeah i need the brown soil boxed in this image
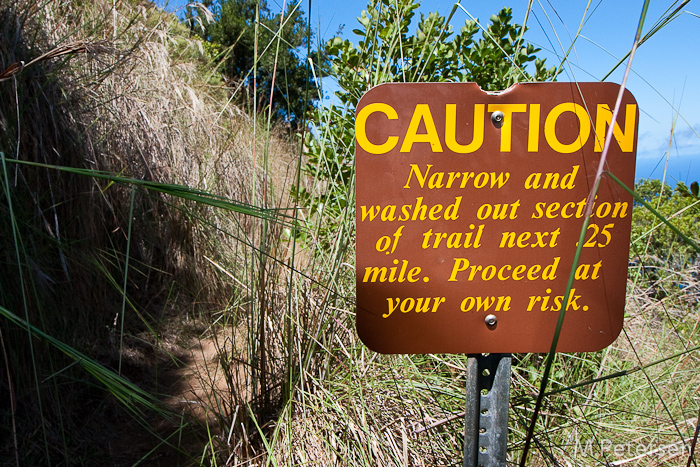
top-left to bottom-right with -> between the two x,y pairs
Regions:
104,322 -> 250,466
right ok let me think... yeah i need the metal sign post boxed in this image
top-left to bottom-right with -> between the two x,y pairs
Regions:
463,353 -> 512,467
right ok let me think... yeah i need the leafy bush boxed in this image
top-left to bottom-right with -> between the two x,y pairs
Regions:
630,178 -> 700,303
632,178 -> 700,267
297,0 -> 556,246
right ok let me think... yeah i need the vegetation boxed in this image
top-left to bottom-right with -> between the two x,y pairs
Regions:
296,2 -> 556,242
0,0 -> 698,466
186,0 -> 317,128
0,0 -> 285,462
633,178 -> 700,264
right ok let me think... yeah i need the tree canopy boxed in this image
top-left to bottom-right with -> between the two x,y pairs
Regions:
187,0 -> 317,128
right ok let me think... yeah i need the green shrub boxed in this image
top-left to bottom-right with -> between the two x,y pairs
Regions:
297,0 -> 556,247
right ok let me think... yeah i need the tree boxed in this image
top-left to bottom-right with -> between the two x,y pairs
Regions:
187,0 -> 317,128
324,2 -> 554,108
296,0 -> 556,244
634,178 -> 673,202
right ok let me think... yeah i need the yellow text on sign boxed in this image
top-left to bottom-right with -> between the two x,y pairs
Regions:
355,102 -> 636,155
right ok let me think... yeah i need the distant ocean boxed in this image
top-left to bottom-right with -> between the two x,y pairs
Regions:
635,153 -> 700,186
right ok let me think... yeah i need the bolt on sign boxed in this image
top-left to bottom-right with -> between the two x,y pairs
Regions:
355,82 -> 638,354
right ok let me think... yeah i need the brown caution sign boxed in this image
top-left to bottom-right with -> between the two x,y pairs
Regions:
355,82 -> 638,354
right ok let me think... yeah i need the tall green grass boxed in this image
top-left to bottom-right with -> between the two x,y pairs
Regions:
1,0 -> 699,465
267,1 -> 700,466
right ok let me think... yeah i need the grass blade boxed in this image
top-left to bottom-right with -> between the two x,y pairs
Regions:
519,1 -> 651,464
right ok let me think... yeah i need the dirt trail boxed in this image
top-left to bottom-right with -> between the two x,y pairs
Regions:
114,326 -> 251,466
163,337 -> 233,430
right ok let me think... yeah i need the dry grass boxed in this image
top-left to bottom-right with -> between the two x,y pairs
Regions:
0,0 -> 298,463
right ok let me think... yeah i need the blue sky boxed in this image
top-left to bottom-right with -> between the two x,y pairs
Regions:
160,0 -> 700,185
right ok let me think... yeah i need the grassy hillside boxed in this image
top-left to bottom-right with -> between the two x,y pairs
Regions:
0,0 -> 698,465
0,0 -> 297,462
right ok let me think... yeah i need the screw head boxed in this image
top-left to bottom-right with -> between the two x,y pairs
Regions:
491,111 -> 505,128
485,314 -> 497,326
